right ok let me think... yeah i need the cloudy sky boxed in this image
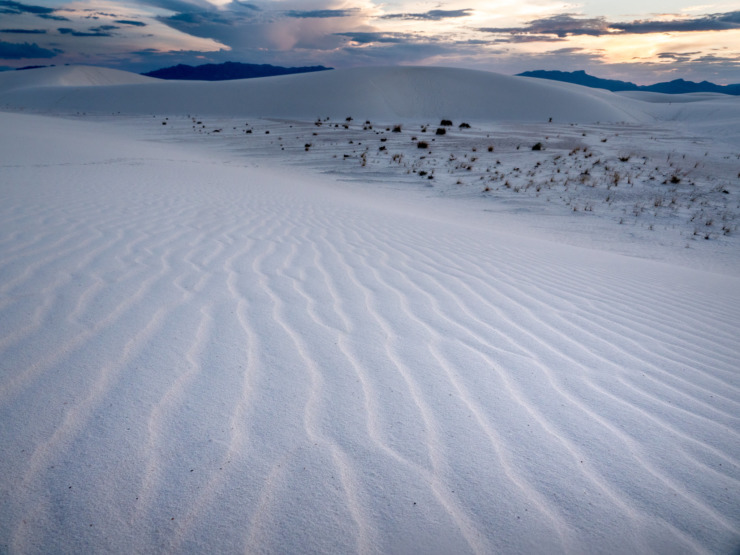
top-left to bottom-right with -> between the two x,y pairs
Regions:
1,0 -> 738,83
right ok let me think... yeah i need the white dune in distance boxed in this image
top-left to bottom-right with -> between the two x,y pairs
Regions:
1,65 -> 646,123
1,65 -> 739,554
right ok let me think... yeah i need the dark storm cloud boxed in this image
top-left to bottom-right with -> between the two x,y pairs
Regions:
235,2 -> 259,10
612,11 -> 740,33
480,15 -> 609,37
334,32 -> 410,44
135,0 -> 215,15
58,27 -> 114,37
166,11 -> 233,25
37,13 -> 69,21
479,11 -> 740,38
0,39 -> 58,58
0,28 -> 47,33
380,9 -> 473,21
0,0 -> 52,15
496,34 -> 565,43
114,20 -> 147,27
657,51 -> 699,63
692,53 -> 740,64
284,9 -> 357,19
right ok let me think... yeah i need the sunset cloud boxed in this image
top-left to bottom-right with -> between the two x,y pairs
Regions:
0,0 -> 736,84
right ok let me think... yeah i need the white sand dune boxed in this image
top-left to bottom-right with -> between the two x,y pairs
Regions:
1,67 -> 739,554
627,93 -> 740,146
0,65 -> 155,94
3,64 -> 739,141
615,90 -> 732,103
1,65 -> 644,123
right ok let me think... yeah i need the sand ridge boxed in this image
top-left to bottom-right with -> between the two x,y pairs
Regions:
0,70 -> 739,553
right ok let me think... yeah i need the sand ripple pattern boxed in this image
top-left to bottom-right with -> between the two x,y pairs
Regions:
1,135 -> 739,554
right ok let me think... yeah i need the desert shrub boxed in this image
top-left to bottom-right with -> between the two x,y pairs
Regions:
435,128 -> 446,135
417,141 -> 429,149
487,145 -> 494,152
459,122 -> 471,129
440,119 -> 453,126
532,142 -> 543,151
392,125 -> 402,133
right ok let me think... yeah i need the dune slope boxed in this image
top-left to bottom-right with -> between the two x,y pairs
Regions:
1,111 -> 738,554
0,65 -> 156,94
0,65 -> 645,123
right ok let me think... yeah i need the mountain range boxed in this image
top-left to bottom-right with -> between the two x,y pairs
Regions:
518,70 -> 740,95
142,61 -> 332,81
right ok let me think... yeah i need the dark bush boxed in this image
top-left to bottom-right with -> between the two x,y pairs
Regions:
435,128 -> 446,135
459,122 -> 470,129
417,141 -> 429,149
440,119 -> 453,126
532,142 -> 543,151
392,125 -> 402,133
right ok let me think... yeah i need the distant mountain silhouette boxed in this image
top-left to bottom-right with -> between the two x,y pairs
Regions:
518,70 -> 740,96
143,61 -> 332,81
